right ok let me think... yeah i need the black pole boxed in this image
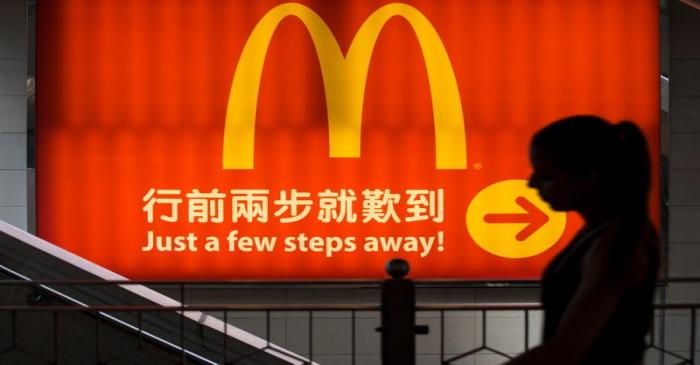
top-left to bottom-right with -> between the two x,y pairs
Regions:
381,258 -> 415,365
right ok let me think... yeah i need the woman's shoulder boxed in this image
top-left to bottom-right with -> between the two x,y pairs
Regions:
582,221 -> 658,288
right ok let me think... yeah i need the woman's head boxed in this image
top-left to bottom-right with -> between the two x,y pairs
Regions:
528,115 -> 651,219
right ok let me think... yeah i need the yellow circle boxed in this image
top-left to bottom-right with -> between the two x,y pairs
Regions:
466,179 -> 566,259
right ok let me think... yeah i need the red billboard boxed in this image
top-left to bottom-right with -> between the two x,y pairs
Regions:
37,0 -> 659,279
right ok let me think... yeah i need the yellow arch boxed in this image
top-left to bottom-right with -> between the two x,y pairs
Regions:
223,2 -> 466,169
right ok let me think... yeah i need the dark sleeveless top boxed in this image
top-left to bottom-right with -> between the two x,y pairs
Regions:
541,224 -> 658,365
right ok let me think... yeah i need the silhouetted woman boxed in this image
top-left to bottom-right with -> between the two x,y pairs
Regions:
507,116 -> 660,365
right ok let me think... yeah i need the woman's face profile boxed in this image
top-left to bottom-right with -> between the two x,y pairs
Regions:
528,146 -> 590,212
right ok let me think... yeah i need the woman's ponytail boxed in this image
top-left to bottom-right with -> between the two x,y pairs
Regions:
607,121 -> 651,219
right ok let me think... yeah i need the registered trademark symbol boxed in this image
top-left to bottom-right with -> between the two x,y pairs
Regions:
473,163 -> 483,170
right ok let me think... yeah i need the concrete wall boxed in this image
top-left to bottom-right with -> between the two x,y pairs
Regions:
0,0 -> 28,230
662,1 -> 700,363
1,0 -> 699,364
668,0 -> 700,286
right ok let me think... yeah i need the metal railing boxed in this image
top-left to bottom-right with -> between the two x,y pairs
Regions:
416,303 -> 698,365
0,277 -> 698,364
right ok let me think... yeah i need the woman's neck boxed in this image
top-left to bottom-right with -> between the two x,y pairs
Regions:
578,202 -> 613,228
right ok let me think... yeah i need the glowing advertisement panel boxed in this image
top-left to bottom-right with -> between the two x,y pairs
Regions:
36,0 -> 659,280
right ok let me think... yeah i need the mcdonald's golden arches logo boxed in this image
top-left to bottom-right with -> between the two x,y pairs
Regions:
223,2 -> 467,170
